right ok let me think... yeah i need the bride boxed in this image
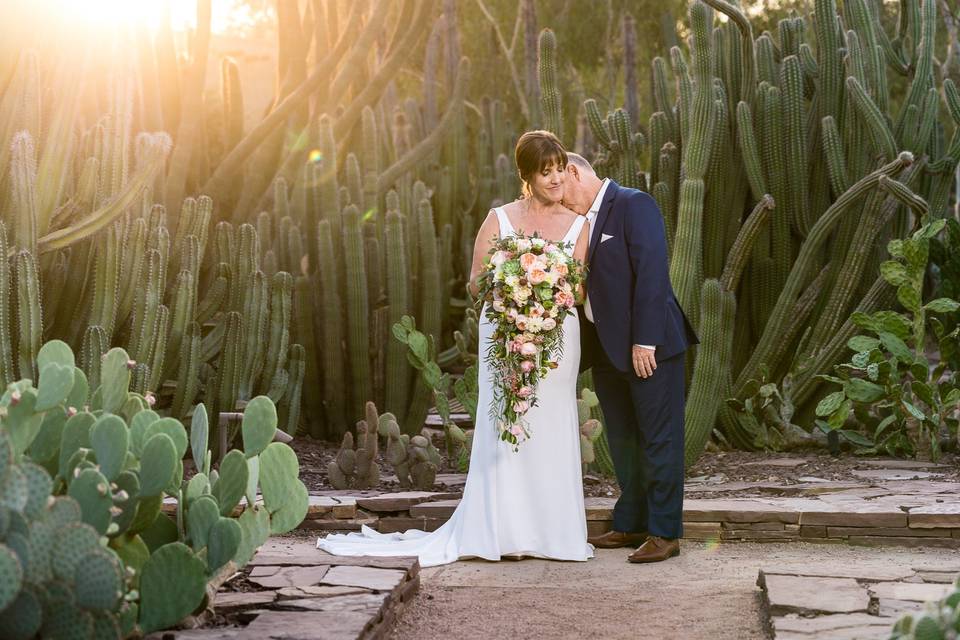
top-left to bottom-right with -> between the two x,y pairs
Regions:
317,130 -> 593,567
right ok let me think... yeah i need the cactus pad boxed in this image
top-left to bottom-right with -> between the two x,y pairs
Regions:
67,468 -> 112,535
206,517 -> 242,573
0,585 -> 42,640
52,521 -> 101,582
19,461 -> 52,519
99,348 -> 132,415
138,542 -> 207,634
35,362 -> 75,412
89,415 -> 129,481
241,395 -> 277,457
214,450 -> 247,516
73,548 -> 123,611
186,495 -> 219,550
0,543 -> 23,611
138,433 -> 177,497
189,404 -> 208,473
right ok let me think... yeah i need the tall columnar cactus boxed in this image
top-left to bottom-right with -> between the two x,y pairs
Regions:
538,28 -> 562,141
572,0 -> 960,464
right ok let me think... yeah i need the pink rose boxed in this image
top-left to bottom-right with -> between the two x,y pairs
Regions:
510,423 -> 525,436
527,268 -> 548,285
515,315 -> 528,330
513,400 -> 529,413
521,360 -> 535,373
492,300 -> 506,313
519,252 -> 538,269
554,291 -> 574,308
554,262 -> 568,276
542,317 -> 557,331
491,250 -> 509,266
507,308 -> 519,321
517,386 -> 533,398
520,342 -> 539,356
529,304 -> 544,317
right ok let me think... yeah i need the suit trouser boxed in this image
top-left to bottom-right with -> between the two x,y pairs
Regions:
591,347 -> 686,539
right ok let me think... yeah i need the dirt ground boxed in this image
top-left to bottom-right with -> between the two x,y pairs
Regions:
386,543 -> 960,640
292,434 -> 960,496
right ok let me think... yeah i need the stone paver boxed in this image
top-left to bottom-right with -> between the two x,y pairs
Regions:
306,468 -> 960,551
155,540 -> 420,640
759,557 -> 960,639
759,574 -> 870,615
868,582 -> 953,602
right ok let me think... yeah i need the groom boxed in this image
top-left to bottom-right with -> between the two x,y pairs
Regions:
563,154 -> 698,564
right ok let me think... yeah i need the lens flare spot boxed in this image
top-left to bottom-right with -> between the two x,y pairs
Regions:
308,149 -> 323,163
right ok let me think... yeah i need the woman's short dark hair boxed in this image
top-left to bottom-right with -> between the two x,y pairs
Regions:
515,130 -> 568,196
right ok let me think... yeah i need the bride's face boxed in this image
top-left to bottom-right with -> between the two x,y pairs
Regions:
528,160 -> 566,204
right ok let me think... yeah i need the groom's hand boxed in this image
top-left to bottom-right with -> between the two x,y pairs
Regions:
632,345 -> 657,378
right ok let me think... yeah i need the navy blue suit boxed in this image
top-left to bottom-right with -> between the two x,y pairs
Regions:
579,181 -> 698,539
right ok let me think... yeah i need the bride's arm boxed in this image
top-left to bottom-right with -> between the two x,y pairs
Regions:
468,211 -> 500,299
573,219 -> 590,304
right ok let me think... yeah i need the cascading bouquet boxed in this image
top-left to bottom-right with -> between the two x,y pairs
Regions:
475,232 -> 586,450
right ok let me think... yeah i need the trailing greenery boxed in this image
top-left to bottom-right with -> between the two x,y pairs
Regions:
814,219 -> 959,460
0,340 -> 307,637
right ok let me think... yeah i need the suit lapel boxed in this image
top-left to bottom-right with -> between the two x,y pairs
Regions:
588,180 -> 619,264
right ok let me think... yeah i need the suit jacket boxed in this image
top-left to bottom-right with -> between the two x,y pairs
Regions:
579,181 -> 699,373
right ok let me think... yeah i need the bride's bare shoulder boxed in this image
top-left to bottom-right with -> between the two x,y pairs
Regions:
499,199 -> 525,215
555,204 -> 580,220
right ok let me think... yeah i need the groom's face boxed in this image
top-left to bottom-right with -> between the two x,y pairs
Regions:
563,165 -> 589,214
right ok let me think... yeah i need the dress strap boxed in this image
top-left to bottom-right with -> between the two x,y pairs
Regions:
561,215 -> 587,246
493,206 -> 515,237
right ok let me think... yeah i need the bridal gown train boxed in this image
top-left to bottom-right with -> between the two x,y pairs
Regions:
317,208 -> 594,567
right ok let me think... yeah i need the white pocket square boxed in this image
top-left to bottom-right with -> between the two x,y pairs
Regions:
600,233 -> 614,243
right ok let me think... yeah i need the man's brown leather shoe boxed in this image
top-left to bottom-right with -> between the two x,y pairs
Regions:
587,530 -> 648,549
627,536 -> 680,563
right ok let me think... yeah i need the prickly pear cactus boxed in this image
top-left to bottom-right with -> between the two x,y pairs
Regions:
0,340 -> 308,636
0,424 -> 131,640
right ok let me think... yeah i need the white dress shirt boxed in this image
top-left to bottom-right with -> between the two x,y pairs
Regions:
583,179 -> 654,351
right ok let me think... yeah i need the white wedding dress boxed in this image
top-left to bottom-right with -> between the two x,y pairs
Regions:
317,207 -> 593,567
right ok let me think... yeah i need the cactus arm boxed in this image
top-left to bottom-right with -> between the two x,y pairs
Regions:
719,195 -> 775,292
38,136 -> 169,253
0,223 -> 15,388
377,57 -> 471,196
734,152 -> 914,397
163,0 -> 212,211
332,0 -> 433,142
684,279 -> 736,466
702,0 -> 756,105
735,101 -> 768,201
846,76 -> 898,161
539,28 -> 563,139
200,3 -> 365,202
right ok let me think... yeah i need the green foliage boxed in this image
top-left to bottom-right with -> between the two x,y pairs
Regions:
887,576 -> 960,639
393,316 -> 474,471
814,220 -> 960,460
0,340 -> 308,636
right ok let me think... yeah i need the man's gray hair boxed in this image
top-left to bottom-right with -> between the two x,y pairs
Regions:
566,152 -> 595,173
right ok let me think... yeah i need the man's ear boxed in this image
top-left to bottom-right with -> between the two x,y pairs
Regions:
566,163 -> 580,181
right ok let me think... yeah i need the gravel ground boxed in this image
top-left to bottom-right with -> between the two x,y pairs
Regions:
387,543 -> 960,640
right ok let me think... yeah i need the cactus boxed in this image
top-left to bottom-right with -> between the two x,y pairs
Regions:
326,404 -> 382,489
538,28 -> 562,140
383,416 -> 441,491
1,340 -> 307,634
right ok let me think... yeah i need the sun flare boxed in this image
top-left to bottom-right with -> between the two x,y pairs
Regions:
40,0 -> 197,33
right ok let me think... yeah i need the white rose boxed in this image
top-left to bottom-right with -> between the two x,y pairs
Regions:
531,238 -> 546,249
492,299 -> 506,313
515,238 -> 532,252
505,275 -> 520,288
542,317 -> 557,331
